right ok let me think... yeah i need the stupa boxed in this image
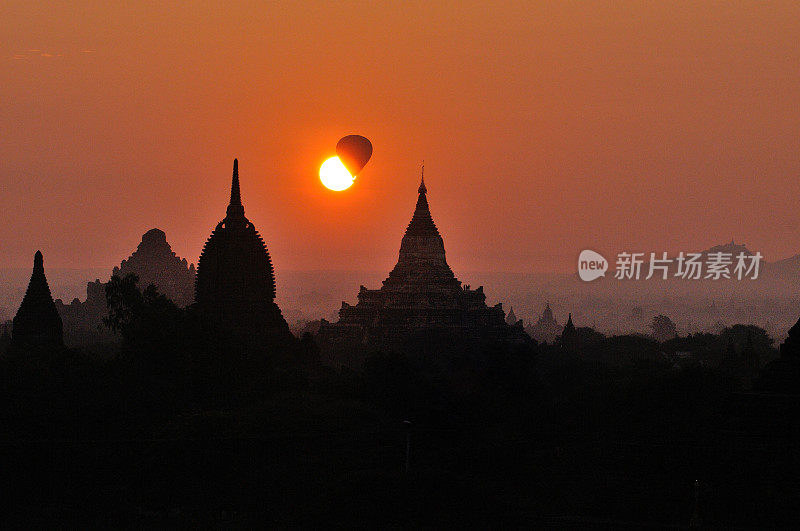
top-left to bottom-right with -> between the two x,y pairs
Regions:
526,302 -> 563,344
195,159 -> 289,336
559,313 -> 578,351
318,168 -> 528,353
11,251 -> 63,349
506,307 -> 519,326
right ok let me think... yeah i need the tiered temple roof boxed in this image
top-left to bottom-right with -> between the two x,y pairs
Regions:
114,228 -> 195,307
319,170 -> 529,355
54,229 -> 194,347
380,173 -> 461,293
195,159 -> 288,336
12,251 -> 63,349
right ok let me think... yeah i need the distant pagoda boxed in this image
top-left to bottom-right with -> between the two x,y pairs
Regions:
195,159 -> 289,336
559,313 -> 578,351
114,228 -> 195,307
54,228 -> 195,346
506,307 -> 518,326
11,251 -> 63,349
526,302 -> 563,344
319,169 -> 528,355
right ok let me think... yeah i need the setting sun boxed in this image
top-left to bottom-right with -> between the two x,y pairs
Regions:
319,156 -> 355,191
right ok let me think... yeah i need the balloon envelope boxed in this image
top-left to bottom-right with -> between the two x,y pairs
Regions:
336,135 -> 372,176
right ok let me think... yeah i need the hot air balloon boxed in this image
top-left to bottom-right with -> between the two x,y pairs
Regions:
336,135 -> 373,176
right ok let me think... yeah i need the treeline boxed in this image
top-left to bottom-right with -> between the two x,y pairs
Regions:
0,276 -> 798,526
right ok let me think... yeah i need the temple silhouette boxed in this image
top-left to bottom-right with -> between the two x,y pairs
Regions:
55,228 -> 196,346
318,169 -> 528,359
114,228 -> 195,307
505,306 -> 519,326
11,251 -> 63,350
526,302 -> 563,344
195,159 -> 289,337
559,312 -> 578,351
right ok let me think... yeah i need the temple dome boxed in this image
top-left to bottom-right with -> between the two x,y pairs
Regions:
12,251 -> 63,348
195,159 -> 286,334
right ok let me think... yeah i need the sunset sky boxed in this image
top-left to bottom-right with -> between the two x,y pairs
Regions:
2,1 -> 800,274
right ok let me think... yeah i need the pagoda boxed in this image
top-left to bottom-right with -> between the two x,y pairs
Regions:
526,302 -> 563,344
114,228 -> 196,307
11,251 -> 63,349
506,307 -> 519,326
53,228 -> 195,346
559,313 -> 578,352
195,159 -> 289,336
318,169 -> 528,355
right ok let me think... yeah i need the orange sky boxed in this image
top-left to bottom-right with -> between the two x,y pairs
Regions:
2,1 -> 800,274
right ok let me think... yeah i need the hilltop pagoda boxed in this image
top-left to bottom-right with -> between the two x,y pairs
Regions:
11,251 -> 63,349
195,159 -> 289,337
318,169 -> 528,356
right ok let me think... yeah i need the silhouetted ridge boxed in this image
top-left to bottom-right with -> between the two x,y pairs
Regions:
12,250 -> 63,348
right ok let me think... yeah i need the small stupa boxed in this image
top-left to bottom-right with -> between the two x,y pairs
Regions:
12,251 -> 63,349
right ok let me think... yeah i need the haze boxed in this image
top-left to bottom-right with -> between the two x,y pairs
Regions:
2,1 -> 800,273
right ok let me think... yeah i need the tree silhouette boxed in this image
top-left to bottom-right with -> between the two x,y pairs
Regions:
104,273 -> 183,357
651,314 -> 678,342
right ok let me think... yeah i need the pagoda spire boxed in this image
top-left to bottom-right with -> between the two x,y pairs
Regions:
411,164 -> 434,224
226,158 -> 245,220
382,165 -> 457,290
196,158 -> 287,337
33,250 -> 44,274
412,161 -> 431,216
230,158 -> 241,205
11,250 -> 63,348
560,312 -> 578,351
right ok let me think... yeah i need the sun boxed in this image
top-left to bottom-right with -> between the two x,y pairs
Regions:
319,156 -> 355,191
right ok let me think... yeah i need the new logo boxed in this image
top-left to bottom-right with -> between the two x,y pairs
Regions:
578,250 -> 608,281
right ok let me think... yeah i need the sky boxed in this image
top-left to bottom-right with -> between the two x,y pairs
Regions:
2,1 -> 800,274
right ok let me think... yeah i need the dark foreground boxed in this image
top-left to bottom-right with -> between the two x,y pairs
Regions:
2,341 -> 799,528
